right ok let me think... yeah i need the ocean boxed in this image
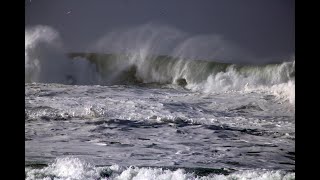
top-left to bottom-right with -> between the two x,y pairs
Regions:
25,25 -> 295,180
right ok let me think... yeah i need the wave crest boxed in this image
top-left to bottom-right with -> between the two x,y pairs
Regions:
25,25 -> 294,104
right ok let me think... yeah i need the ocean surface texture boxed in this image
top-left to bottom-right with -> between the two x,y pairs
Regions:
25,25 -> 295,180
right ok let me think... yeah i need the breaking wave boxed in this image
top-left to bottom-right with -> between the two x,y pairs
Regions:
25,24 -> 295,104
67,52 -> 295,104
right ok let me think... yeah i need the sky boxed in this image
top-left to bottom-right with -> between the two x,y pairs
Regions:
25,0 -> 295,63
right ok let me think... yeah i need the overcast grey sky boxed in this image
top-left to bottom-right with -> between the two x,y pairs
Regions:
25,0 -> 294,63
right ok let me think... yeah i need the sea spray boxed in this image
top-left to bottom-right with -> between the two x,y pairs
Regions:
25,25 -> 60,82
25,25 -> 100,84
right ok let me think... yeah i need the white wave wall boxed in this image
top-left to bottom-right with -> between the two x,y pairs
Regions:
25,25 -> 60,82
25,24 -> 294,104
25,25 -> 100,84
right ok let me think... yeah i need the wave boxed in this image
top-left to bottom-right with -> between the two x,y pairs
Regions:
25,157 -> 295,180
25,25 -> 295,104
67,52 -> 295,104
67,52 -> 295,85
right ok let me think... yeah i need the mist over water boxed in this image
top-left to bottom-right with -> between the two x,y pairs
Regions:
25,25 -> 60,82
90,23 -> 255,63
25,25 -> 101,84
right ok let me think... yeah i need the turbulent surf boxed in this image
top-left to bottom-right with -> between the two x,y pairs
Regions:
25,25 -> 295,180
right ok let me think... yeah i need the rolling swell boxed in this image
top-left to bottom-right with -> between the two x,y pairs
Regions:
67,52 -> 295,103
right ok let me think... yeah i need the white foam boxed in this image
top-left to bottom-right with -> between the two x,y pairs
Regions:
185,61 -> 295,105
25,157 -> 295,180
25,157 -> 100,180
25,83 -> 295,135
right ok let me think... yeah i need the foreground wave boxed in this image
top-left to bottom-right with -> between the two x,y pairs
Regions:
25,157 -> 295,180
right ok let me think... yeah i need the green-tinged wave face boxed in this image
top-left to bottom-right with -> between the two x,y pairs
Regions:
66,52 -> 295,104
66,52 -> 295,87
